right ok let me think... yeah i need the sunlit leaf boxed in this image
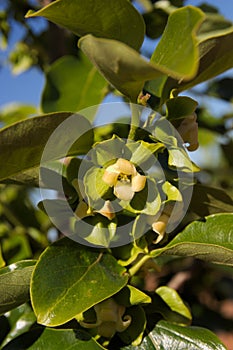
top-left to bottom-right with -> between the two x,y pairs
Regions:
25,0 -> 145,50
31,237 -> 128,326
151,213 -> 233,266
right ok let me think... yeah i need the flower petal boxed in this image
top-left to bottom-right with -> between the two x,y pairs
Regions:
96,200 -> 115,220
152,212 -> 170,244
114,181 -> 135,201
131,173 -> 146,192
115,158 -> 136,175
102,168 -> 119,186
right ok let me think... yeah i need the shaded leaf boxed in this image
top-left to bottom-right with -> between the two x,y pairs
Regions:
151,213 -> 233,266
2,328 -> 106,350
0,260 -> 36,315
190,184 -> 233,217
0,112 -> 93,183
166,96 -> 198,121
31,237 -> 128,326
25,0 -> 145,50
41,54 -> 107,115
174,27 -> 233,93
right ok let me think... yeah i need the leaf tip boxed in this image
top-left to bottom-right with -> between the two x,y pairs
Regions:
25,10 -> 36,18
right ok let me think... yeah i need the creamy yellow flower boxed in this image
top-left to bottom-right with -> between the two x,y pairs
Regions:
102,158 -> 146,201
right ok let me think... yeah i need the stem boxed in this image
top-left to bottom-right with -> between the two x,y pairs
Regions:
128,254 -> 151,276
128,103 -> 140,141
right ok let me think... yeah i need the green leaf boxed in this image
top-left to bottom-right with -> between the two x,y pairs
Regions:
84,167 -> 111,210
0,245 -> 5,268
91,135 -> 129,167
2,304 -> 36,347
151,213 -> 233,266
41,54 -> 107,116
0,260 -> 36,315
73,215 -> 117,247
143,6 -> 205,102
115,285 -> 151,307
31,237 -> 128,326
0,112 -> 93,183
174,27 -> 233,93
166,96 -> 198,121
127,141 -> 164,170
79,35 -> 164,101
0,103 -> 37,125
155,286 -> 192,323
2,328 -> 106,350
125,320 -> 227,350
25,0 -> 145,51
151,6 -> 205,80
190,184 -> 233,218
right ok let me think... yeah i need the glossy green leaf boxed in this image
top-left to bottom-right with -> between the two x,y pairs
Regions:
0,260 -> 36,315
151,213 -> 233,266
155,286 -> 192,322
124,320 -> 226,350
115,285 -> 151,307
2,304 -> 36,347
31,237 -> 128,326
0,112 -> 93,183
174,27 -> 233,94
2,328 -> 106,350
25,0 -> 145,50
151,6 -> 205,80
41,54 -> 107,115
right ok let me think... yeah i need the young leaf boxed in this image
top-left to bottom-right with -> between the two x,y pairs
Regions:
2,328 -> 106,350
41,54 -> 107,115
0,260 -> 36,315
25,0 -> 145,51
0,112 -> 93,183
31,237 -> 128,326
155,286 -> 192,323
151,213 -> 233,266
151,6 -> 205,80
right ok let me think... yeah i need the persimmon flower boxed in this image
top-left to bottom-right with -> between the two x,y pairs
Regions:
102,158 -> 146,201
177,113 -> 198,151
79,298 -> 132,338
148,203 -> 174,244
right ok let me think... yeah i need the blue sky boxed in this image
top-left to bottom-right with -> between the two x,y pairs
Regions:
0,0 -> 233,109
